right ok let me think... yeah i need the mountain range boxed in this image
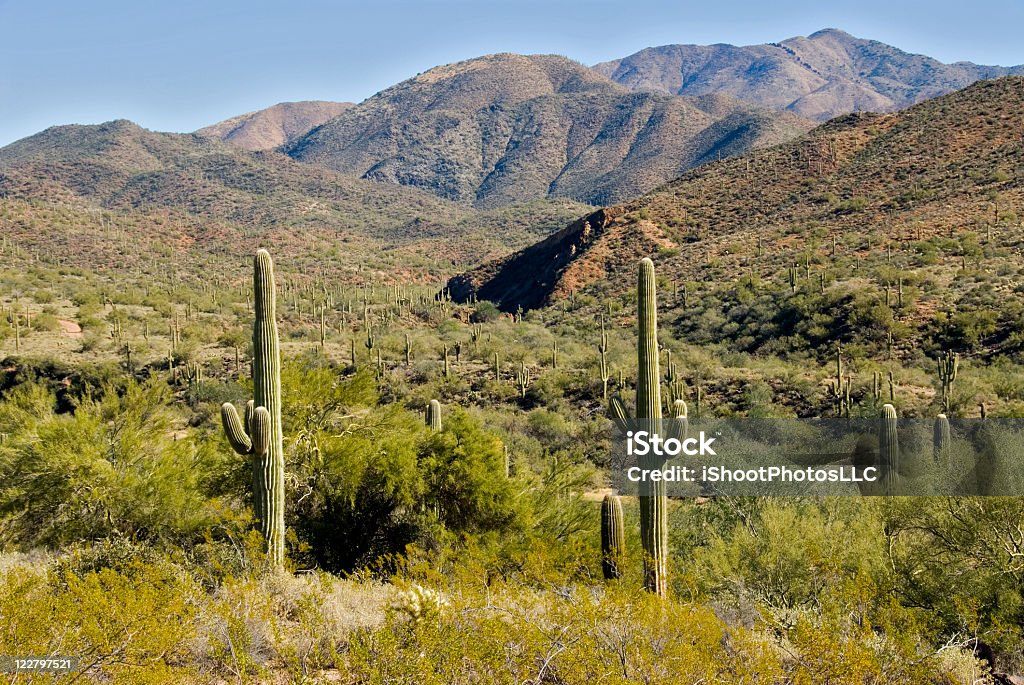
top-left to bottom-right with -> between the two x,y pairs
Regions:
282,53 -> 812,208
3,28 -> 1021,276
594,28 -> 1024,122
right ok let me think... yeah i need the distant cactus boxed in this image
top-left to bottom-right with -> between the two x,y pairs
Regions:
879,403 -> 899,495
669,399 -> 688,442
220,250 -> 285,566
426,399 -> 442,432
516,361 -> 531,398
826,343 -> 851,417
601,494 -> 625,580
598,321 -> 610,400
937,350 -> 959,414
608,258 -> 667,597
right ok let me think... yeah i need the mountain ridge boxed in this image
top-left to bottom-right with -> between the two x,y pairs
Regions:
0,119 -> 592,265
195,101 -> 353,151
594,28 -> 1024,121
284,53 -> 813,207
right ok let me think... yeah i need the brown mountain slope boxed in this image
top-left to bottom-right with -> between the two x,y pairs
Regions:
285,53 -> 812,207
195,101 -> 353,151
449,76 -> 1024,312
595,29 -> 1024,121
0,120 -> 591,265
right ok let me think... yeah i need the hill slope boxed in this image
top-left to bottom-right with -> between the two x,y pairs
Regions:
450,77 -> 1024,325
595,29 -> 1024,121
285,53 -> 812,208
0,120 -> 591,267
195,101 -> 353,151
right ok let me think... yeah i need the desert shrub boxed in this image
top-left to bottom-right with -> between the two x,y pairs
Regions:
470,301 -> 500,323
0,557 -> 200,683
0,378 -> 222,547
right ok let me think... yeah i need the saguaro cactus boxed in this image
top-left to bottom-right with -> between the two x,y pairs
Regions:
426,399 -> 442,432
598,321 -> 610,400
608,257 -> 667,597
933,413 -> 951,461
221,249 -> 286,566
879,403 -> 899,495
601,493 -> 625,580
937,350 -> 959,414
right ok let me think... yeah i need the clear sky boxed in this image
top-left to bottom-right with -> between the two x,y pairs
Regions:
2,0 -> 1023,146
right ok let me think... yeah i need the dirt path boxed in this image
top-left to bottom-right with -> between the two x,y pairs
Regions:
58,319 -> 82,337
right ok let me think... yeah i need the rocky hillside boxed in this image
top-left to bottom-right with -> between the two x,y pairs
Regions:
595,29 -> 1024,121
451,77 -> 1024,319
195,101 -> 352,151
0,120 -> 591,266
285,53 -> 812,207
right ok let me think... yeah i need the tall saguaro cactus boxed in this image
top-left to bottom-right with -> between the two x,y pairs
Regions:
601,494 -> 625,580
609,258 -> 668,597
221,249 -> 286,566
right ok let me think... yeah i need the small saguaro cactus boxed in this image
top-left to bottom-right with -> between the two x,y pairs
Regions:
598,322 -> 610,400
933,413 -> 951,461
608,257 -> 668,598
425,399 -> 442,432
221,249 -> 286,566
937,350 -> 959,414
516,361 -> 531,398
879,403 -> 899,495
601,493 -> 625,580
669,399 -> 688,442
405,334 -> 413,366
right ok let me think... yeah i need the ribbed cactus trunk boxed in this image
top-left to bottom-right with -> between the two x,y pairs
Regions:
669,399 -> 689,442
426,399 -> 442,432
879,404 -> 899,495
636,258 -> 667,597
221,249 -> 285,566
601,493 -> 625,580
933,413 -> 951,461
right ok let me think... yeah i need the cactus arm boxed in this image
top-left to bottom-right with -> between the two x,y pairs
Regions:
250,406 -> 271,457
608,394 -> 630,434
221,402 -> 253,455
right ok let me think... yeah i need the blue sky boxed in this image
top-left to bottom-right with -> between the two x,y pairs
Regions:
2,0 -> 1023,146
